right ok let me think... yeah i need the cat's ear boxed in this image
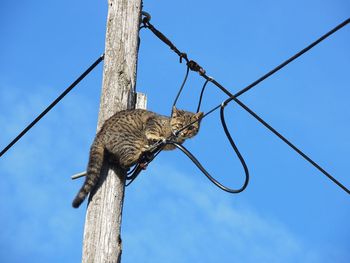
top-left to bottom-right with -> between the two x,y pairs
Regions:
172,106 -> 179,117
195,111 -> 204,120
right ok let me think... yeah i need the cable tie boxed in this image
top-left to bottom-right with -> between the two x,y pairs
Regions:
187,60 -> 206,75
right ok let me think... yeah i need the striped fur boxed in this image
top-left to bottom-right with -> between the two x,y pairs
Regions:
72,139 -> 105,208
72,107 -> 203,208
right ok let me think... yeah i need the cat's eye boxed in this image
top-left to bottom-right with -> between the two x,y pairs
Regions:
188,125 -> 194,130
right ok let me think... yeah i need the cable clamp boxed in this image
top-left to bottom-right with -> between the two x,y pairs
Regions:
187,60 -> 206,75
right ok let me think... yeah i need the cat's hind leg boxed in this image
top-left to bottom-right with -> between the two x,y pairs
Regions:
118,146 -> 145,169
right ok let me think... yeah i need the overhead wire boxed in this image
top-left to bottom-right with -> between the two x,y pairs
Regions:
196,78 -> 212,113
5,11 -> 347,195
232,17 -> 350,98
140,12 -> 350,194
0,54 -> 105,158
173,65 -> 190,109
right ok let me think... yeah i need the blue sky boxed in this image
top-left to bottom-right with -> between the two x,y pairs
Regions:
0,0 -> 349,262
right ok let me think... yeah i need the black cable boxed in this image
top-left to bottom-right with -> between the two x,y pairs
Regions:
142,18 -> 189,64
165,140 -> 249,193
174,89 -> 350,195
144,13 -> 349,100
196,78 -> 211,113
188,19 -> 350,194
126,133 -> 249,192
127,99 -> 249,192
229,97 -> 350,195
172,65 -> 190,108
204,18 -> 350,107
125,166 -> 143,186
126,164 -> 139,177
233,18 -> 350,98
0,54 -> 105,158
202,17 -> 350,99
220,104 -> 249,192
125,142 -> 165,186
174,102 -> 221,137
142,15 -> 350,194
143,13 -> 350,109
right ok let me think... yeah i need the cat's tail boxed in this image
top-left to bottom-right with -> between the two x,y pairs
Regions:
72,139 -> 105,208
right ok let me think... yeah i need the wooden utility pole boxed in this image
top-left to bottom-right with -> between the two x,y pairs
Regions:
81,1 -> 142,262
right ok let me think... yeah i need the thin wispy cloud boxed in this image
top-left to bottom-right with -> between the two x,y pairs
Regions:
0,82 -> 348,262
122,163 -> 345,263
0,83 -> 95,263
1,1 -> 349,261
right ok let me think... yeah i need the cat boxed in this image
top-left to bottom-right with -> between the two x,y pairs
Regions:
72,106 -> 203,208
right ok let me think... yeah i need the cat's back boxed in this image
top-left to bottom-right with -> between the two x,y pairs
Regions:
99,109 -> 156,134
108,108 -> 155,122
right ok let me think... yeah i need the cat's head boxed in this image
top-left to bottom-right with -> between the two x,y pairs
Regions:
170,106 -> 204,139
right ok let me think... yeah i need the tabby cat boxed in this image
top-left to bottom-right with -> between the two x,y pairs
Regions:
72,106 -> 203,208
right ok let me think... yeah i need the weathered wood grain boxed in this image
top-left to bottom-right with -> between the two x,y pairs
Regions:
81,1 -> 142,262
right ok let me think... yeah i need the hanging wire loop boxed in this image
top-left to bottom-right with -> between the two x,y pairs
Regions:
228,97 -> 350,195
126,129 -> 249,193
219,104 -> 250,192
165,140 -> 249,193
172,65 -> 190,108
196,77 -> 213,113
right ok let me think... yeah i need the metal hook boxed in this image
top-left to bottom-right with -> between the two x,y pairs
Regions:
141,11 -> 151,25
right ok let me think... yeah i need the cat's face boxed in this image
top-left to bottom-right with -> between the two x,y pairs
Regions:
170,106 -> 203,139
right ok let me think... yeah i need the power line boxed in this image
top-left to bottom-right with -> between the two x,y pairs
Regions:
233,18 -> 350,98
0,54 -> 104,158
141,13 -> 350,194
231,97 -> 350,194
